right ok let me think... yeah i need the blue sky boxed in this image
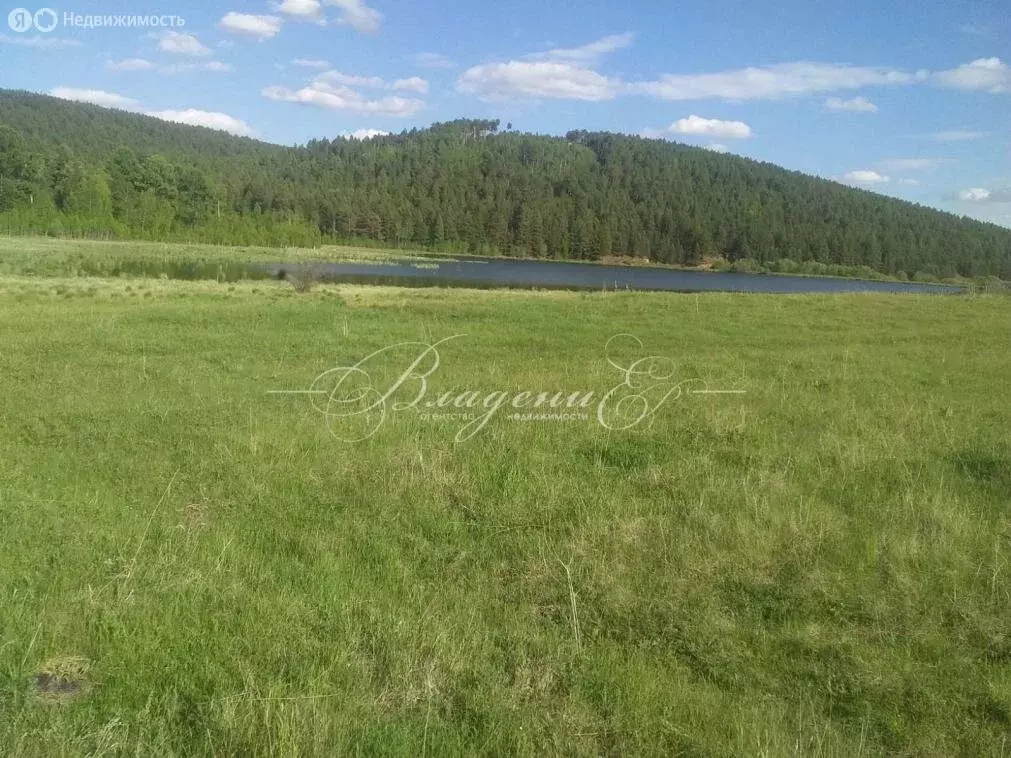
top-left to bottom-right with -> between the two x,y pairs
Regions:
1,0 -> 1009,225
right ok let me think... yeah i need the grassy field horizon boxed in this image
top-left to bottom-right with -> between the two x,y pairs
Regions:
0,242 -> 1009,755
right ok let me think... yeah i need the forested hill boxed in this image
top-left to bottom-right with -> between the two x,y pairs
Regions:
0,90 -> 280,163
1,89 -> 1009,279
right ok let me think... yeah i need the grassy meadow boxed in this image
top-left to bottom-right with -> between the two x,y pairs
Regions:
0,238 -> 1009,756
0,237 -> 428,281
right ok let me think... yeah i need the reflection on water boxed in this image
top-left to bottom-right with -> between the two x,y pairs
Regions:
265,257 -> 961,295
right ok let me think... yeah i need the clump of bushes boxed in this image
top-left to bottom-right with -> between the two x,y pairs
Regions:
279,265 -> 326,293
712,256 -> 903,281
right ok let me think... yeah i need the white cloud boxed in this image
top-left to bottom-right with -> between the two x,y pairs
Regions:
146,109 -> 255,137
959,187 -> 990,201
106,58 -> 156,72
49,87 -> 138,108
107,57 -> 230,75
276,69 -> 428,103
271,0 -> 382,31
160,61 -> 233,74
343,128 -> 390,139
293,57 -> 331,68
263,81 -> 423,116
898,178 -> 921,186
957,187 -> 1011,203
219,12 -> 284,40
532,32 -> 634,64
452,49 -> 1009,110
416,52 -> 454,69
458,61 -> 616,101
931,129 -> 987,141
317,70 -> 386,87
668,114 -> 752,139
451,54 -> 1009,108
324,0 -> 382,33
843,170 -> 890,183
271,0 -> 381,31
934,57 -> 1009,93
826,95 -> 878,112
456,33 -> 630,102
391,76 -> 429,93
707,143 -> 729,153
157,30 -> 212,56
631,62 -> 911,101
0,34 -> 82,49
276,0 -> 325,23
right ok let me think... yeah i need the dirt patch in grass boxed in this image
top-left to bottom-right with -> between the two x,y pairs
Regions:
33,656 -> 91,703
181,500 -> 212,534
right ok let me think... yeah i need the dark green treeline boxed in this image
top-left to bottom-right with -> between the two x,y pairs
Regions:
1,90 -> 1008,279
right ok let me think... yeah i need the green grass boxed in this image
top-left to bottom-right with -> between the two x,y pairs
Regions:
0,237 -> 431,280
0,270 -> 1009,755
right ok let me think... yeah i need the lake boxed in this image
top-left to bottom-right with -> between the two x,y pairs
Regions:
266,256 -> 961,295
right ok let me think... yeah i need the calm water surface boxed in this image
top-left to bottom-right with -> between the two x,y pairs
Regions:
264,256 -> 960,295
